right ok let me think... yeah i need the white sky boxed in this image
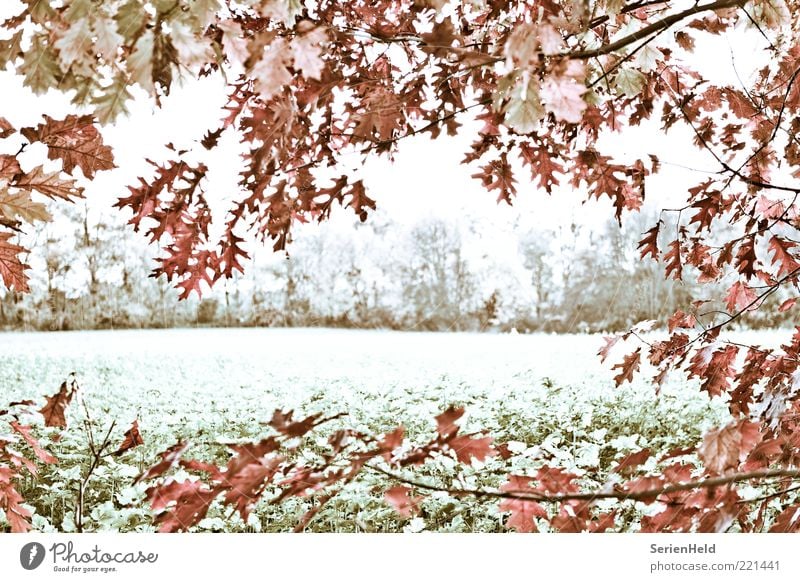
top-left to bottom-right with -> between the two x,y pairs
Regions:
0,4 -> 775,257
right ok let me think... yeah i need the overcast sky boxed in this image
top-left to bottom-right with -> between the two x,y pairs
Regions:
0,4 -> 775,254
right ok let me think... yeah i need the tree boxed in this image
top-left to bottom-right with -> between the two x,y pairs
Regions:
3,0 -> 800,532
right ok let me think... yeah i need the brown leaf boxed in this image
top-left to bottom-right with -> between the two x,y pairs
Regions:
675,31 -> 695,52
0,232 -> 29,292
223,457 -> 282,519
148,479 -> 218,532
434,406 -> 464,438
724,281 -> 757,313
519,143 -> 564,194
612,448 -> 651,474
0,468 -> 32,532
768,236 -> 800,277
14,166 -> 84,201
136,441 -> 190,483
0,117 -> 15,139
699,420 -> 761,474
384,485 -> 422,518
377,427 -> 404,461
667,310 -> 696,333
499,475 -> 547,532
267,409 -> 331,438
0,154 -> 21,184
597,335 -> 620,363
448,435 -> 495,464
612,348 -> 641,386
115,419 -> 144,455
700,345 -> 738,397
637,223 -> 660,260
768,504 -> 800,532
39,381 -> 77,428
734,236 -> 757,279
9,421 -> 57,464
664,239 -> 682,280
20,115 -> 115,178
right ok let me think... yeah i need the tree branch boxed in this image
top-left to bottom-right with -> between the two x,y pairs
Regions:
567,0 -> 747,59
369,463 -> 800,504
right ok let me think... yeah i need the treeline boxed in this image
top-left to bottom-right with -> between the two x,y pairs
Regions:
0,203 -> 791,333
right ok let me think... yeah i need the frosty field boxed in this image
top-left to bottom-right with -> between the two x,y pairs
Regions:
0,327 -> 770,532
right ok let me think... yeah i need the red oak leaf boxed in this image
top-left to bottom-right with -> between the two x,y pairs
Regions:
700,345 -> 738,397
115,419 -> 145,455
664,239 -> 682,280
724,281 -> 757,312
9,421 -> 57,464
434,406 -> 464,439
0,232 -> 29,292
136,441 -> 190,483
448,435 -> 495,464
768,236 -> 800,277
148,479 -> 218,532
638,223 -> 660,260
268,409 -> 329,438
534,467 -> 580,494
0,467 -> 32,532
699,420 -> 761,474
20,115 -> 115,178
624,475 -> 666,502
384,485 -> 422,518
223,457 -> 283,519
598,335 -> 620,363
734,237 -> 757,279
612,348 -> 641,386
667,310 -> 696,333
768,504 -> 800,532
39,381 -> 77,428
0,117 -> 14,139
377,427 -> 405,461
519,143 -> 564,193
612,448 -> 651,474
13,166 -> 84,201
499,475 -> 547,532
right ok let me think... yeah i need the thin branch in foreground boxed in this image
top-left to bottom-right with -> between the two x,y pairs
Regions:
368,463 -> 800,504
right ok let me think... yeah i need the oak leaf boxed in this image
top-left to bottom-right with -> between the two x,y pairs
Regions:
612,348 -> 641,386
21,115 -> 115,178
499,475 -> 547,532
768,236 -> 800,277
9,421 -> 57,464
148,479 -> 218,532
385,485 -> 422,518
39,381 -> 77,428
448,435 -> 495,464
290,25 -> 327,79
597,335 -> 620,363
0,117 -> 14,139
115,419 -> 144,455
768,504 -> 800,532
724,281 -> 757,313
13,166 -> 84,201
612,448 -> 651,474
699,420 -> 761,474
0,232 -> 29,292
638,224 -> 660,260
434,406 -> 464,439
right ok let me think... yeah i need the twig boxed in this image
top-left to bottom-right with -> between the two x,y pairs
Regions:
369,463 -> 800,504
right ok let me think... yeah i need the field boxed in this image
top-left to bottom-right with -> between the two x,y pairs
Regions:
0,327 -> 767,532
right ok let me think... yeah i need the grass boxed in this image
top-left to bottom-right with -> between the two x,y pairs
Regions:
0,328 -> 733,532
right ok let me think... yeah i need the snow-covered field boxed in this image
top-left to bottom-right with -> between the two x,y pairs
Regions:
1,327 -> 784,532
